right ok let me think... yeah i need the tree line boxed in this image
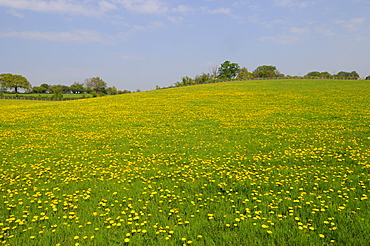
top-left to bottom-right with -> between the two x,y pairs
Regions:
0,74 -> 131,98
169,61 -> 369,88
1,64 -> 369,95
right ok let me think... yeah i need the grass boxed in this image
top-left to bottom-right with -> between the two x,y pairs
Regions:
0,79 -> 369,245
1,93 -> 93,99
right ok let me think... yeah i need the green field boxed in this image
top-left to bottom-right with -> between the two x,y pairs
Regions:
1,93 -> 93,99
0,79 -> 369,245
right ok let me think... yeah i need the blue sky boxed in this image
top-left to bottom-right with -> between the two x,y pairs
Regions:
1,0 -> 369,91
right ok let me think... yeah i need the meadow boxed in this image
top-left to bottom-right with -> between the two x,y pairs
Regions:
0,79 -> 369,245
1,93 -> 93,99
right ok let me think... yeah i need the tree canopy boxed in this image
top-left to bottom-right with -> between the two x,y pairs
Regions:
237,67 -> 253,79
85,77 -> 107,93
253,65 -> 282,78
0,73 -> 31,93
305,71 -> 332,77
70,82 -> 85,94
217,61 -> 240,80
335,71 -> 359,78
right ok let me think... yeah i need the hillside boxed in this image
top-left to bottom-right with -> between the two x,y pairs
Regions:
0,79 -> 369,245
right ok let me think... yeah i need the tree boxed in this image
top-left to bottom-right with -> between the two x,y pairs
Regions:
305,71 -> 321,77
52,87 -> 63,99
70,82 -> 85,94
319,71 -> 332,78
194,73 -> 211,84
85,77 -> 107,93
209,65 -> 218,80
366,75 -> 370,80
39,83 -> 50,93
253,65 -> 282,78
305,71 -> 332,78
335,71 -> 359,78
118,90 -> 131,94
217,61 -> 240,80
0,73 -> 31,93
175,76 -> 194,87
49,85 -> 70,94
106,86 -> 118,95
237,67 -> 253,79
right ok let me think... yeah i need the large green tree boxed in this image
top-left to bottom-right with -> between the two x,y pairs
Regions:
253,65 -> 283,78
237,67 -> 253,79
305,71 -> 332,78
335,71 -> 359,78
106,86 -> 118,95
0,73 -> 31,93
70,82 -> 85,94
217,61 -> 240,79
85,77 -> 107,93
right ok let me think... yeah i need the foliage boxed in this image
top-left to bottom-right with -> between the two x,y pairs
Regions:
194,73 -> 212,84
0,73 -> 31,93
106,86 -> 118,95
237,67 -> 254,79
335,71 -> 359,78
175,76 -> 195,87
305,71 -> 333,78
0,79 -> 369,245
32,83 -> 50,93
253,65 -> 283,78
51,87 -> 63,99
118,90 -> 132,94
85,77 -> 107,93
217,61 -> 241,79
70,82 -> 85,94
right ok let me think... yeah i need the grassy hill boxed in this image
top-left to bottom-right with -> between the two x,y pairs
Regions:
0,79 -> 369,245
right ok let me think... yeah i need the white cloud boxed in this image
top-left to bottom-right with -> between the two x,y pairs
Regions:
274,0 -> 313,8
334,17 -> 366,32
99,1 -> 118,12
7,9 -> 24,18
0,0 -> 116,16
172,5 -> 192,13
0,29 -> 113,43
209,8 -> 231,15
314,27 -> 334,36
168,16 -> 183,24
290,27 -> 309,35
260,34 -> 300,44
115,0 -> 168,14
120,54 -> 143,60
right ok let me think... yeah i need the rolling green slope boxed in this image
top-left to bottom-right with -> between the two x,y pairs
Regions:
1,79 -> 369,245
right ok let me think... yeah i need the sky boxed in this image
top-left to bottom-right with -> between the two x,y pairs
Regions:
1,0 -> 370,91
